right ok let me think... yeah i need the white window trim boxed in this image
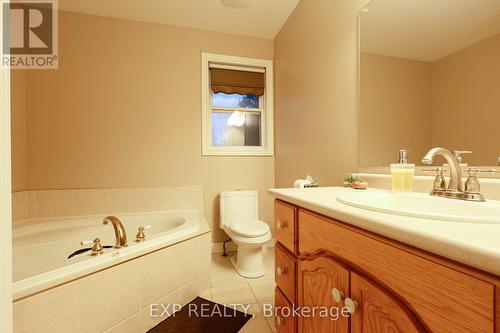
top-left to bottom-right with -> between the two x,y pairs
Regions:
201,52 -> 274,156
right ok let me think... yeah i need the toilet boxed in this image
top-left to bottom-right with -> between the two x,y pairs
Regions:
220,190 -> 271,278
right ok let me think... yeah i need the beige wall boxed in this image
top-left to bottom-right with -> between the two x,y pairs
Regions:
19,11 -> 274,242
359,32 -> 500,167
10,71 -> 27,192
274,0 -> 369,187
360,53 -> 432,166
432,33 -> 500,166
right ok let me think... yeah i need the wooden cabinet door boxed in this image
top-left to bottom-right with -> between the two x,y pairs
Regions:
299,210 -> 494,333
350,272 -> 426,333
298,256 -> 349,333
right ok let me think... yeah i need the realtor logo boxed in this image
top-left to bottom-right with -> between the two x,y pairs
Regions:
2,0 -> 58,68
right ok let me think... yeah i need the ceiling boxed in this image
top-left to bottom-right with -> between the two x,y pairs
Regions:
361,0 -> 500,62
58,0 -> 299,39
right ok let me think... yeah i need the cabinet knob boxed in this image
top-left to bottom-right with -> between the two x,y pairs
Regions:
276,219 -> 287,229
276,266 -> 286,276
276,315 -> 284,326
331,288 -> 344,303
344,298 -> 358,315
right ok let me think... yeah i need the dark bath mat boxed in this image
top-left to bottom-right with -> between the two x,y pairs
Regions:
147,297 -> 253,333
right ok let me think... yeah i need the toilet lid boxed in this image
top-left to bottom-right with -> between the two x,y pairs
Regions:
230,219 -> 270,237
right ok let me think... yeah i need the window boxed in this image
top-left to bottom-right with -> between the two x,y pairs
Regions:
201,53 -> 274,156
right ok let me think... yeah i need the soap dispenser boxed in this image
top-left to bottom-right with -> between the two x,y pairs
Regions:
391,149 -> 415,192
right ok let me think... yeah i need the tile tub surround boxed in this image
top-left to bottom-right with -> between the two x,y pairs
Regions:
13,210 -> 210,300
11,186 -> 204,222
13,233 -> 211,333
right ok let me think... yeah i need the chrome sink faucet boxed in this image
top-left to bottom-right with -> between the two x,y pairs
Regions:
103,216 -> 128,248
421,147 -> 486,202
422,147 -> 463,192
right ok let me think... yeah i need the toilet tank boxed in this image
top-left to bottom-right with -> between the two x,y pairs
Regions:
220,190 -> 258,228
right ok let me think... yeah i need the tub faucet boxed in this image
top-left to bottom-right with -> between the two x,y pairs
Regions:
103,216 -> 128,248
421,147 -> 484,201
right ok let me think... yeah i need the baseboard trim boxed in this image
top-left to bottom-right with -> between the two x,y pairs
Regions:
211,238 -> 276,254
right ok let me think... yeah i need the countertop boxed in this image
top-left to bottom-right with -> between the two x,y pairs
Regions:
268,186 -> 500,276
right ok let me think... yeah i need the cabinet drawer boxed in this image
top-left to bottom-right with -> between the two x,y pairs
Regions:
275,200 -> 297,253
276,244 -> 296,304
275,287 -> 296,333
299,209 -> 495,333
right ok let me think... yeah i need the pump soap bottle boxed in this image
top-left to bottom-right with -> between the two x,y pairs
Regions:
391,149 -> 415,192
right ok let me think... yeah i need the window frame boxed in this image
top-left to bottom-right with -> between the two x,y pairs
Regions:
201,52 -> 274,156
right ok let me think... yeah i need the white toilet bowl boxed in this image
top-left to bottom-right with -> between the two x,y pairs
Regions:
225,219 -> 271,278
220,191 -> 271,278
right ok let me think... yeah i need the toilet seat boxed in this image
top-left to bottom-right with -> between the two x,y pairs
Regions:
229,219 -> 270,238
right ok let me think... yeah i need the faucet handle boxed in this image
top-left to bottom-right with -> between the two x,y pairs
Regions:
465,168 -> 497,194
453,150 -> 472,163
136,225 -> 151,242
81,238 -> 104,256
423,168 -> 447,191
81,240 -> 93,247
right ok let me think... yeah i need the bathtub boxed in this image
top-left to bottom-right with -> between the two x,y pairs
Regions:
12,210 -> 210,301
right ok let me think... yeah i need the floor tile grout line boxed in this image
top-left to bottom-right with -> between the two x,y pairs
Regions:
209,251 -> 275,332
247,278 -> 259,303
259,299 -> 276,333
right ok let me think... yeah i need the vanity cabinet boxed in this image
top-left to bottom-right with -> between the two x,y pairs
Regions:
274,200 -> 500,333
349,272 -> 424,333
298,256 -> 349,333
297,256 -> 424,333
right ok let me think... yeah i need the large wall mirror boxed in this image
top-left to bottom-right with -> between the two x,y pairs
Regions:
359,0 -> 500,169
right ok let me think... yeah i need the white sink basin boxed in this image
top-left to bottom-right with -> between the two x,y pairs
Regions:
337,191 -> 500,224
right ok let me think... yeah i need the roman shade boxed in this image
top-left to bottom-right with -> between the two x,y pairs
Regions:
210,68 -> 265,96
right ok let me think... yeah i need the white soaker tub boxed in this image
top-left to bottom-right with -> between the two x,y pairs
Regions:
13,210 -> 209,300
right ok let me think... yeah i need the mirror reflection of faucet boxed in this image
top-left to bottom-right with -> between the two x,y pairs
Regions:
452,150 -> 472,167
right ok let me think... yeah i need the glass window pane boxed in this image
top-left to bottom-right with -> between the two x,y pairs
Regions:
211,93 -> 260,109
212,111 -> 261,147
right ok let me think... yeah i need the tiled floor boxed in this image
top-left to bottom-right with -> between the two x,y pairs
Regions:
201,248 -> 276,332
